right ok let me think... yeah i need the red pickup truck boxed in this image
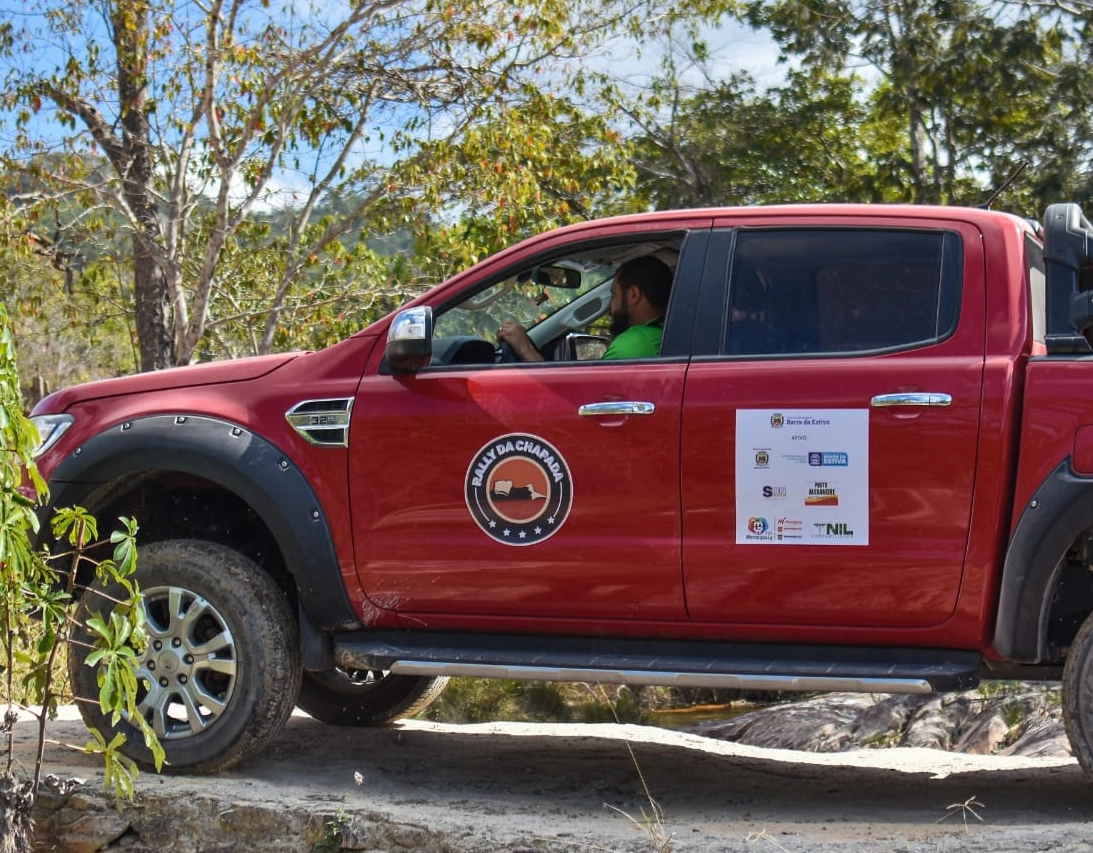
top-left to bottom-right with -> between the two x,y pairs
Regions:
29,201 -> 1093,774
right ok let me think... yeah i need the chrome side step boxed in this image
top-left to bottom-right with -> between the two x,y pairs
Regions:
333,631 -> 981,694
388,660 -> 933,695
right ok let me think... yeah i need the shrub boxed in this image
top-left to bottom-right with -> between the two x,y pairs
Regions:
0,302 -> 161,853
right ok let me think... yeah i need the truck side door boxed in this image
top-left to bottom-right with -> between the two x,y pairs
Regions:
681,217 -> 986,631
348,225 -> 710,624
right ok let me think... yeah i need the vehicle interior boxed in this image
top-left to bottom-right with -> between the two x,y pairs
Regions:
428,237 -> 683,366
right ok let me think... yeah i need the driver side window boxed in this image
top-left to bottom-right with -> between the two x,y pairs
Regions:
429,237 -> 682,367
432,263 -> 601,342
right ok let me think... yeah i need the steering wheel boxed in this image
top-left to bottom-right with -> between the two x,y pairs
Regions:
496,340 -> 518,363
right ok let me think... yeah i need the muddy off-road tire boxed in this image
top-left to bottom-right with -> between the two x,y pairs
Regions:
297,668 -> 448,726
69,539 -> 301,775
1063,609 -> 1093,773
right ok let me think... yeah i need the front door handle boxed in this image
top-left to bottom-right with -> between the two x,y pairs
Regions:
578,401 -> 656,417
870,392 -> 952,408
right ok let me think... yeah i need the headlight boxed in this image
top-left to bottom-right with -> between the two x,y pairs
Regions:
30,414 -> 73,458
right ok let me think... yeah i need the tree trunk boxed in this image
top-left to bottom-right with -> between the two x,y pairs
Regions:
132,226 -> 174,371
114,1 -> 174,372
908,103 -> 930,203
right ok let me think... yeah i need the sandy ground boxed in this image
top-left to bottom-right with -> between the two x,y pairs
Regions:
15,708 -> 1093,852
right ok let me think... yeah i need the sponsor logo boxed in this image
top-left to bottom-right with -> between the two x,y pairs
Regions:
465,433 -> 573,546
808,451 -> 849,467
776,516 -> 804,541
754,450 -> 770,468
744,516 -> 775,542
770,413 -> 785,428
762,485 -> 787,499
812,521 -> 856,539
804,481 -> 839,507
783,415 -> 832,427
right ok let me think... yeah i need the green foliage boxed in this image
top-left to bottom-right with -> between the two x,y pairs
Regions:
422,678 -> 526,723
632,63 -> 884,207
0,302 -> 161,809
977,679 -> 1021,699
739,0 -> 1093,210
4,0 -> 1092,376
420,678 -> 650,725
0,193 -> 136,401
577,685 -> 648,724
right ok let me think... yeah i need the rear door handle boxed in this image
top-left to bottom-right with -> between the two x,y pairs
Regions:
578,401 -> 656,417
870,393 -> 952,408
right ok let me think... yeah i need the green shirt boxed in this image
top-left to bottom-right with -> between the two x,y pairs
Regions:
602,318 -> 664,360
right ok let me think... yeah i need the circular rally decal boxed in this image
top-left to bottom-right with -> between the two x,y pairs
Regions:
465,433 -> 573,546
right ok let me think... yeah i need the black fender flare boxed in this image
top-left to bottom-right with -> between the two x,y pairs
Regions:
995,459 -> 1093,662
41,414 -> 360,637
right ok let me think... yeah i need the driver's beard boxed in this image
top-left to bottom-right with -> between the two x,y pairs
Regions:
609,303 -> 630,338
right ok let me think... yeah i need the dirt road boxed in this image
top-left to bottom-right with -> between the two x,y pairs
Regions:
20,710 -> 1093,852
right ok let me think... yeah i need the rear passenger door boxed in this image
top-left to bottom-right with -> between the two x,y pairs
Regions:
681,217 -> 986,629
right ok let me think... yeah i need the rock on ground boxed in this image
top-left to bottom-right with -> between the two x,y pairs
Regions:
689,686 -> 1071,758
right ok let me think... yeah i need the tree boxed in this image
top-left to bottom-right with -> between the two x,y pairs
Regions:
740,0 -> 1093,209
629,57 -> 884,207
0,0 -> 663,371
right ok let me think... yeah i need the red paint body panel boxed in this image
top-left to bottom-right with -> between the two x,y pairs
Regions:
32,336 -> 380,616
1012,361 -> 1093,521
348,358 -> 687,621
38,352 -> 298,410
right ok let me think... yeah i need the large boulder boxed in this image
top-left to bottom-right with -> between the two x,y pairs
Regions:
688,686 -> 1070,757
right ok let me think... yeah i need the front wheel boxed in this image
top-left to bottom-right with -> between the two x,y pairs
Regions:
69,539 -> 301,774
296,668 -> 447,726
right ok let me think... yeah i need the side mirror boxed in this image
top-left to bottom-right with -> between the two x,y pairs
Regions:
386,306 -> 433,373
563,332 -> 610,361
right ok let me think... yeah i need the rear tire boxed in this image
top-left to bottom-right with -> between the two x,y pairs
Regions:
1063,609 -> 1093,773
69,539 -> 301,774
296,668 -> 447,726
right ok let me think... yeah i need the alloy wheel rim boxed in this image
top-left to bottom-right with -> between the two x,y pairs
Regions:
133,584 -> 238,740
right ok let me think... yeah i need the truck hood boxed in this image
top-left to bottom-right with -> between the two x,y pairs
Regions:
34,352 -> 301,414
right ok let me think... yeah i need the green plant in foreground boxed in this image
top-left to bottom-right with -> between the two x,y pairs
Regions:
313,804 -> 351,853
0,302 -> 162,852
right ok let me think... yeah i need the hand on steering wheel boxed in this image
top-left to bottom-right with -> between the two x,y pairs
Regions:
496,321 -> 543,362
496,340 -> 518,363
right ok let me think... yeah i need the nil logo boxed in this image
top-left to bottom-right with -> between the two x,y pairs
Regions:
813,522 -> 854,537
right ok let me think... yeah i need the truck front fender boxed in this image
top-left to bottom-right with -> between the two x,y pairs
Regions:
995,459 -> 1093,662
41,414 -> 360,632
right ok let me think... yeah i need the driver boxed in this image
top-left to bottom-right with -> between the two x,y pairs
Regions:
497,255 -> 673,361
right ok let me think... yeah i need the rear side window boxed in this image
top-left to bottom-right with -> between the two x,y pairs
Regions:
724,229 -> 963,356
